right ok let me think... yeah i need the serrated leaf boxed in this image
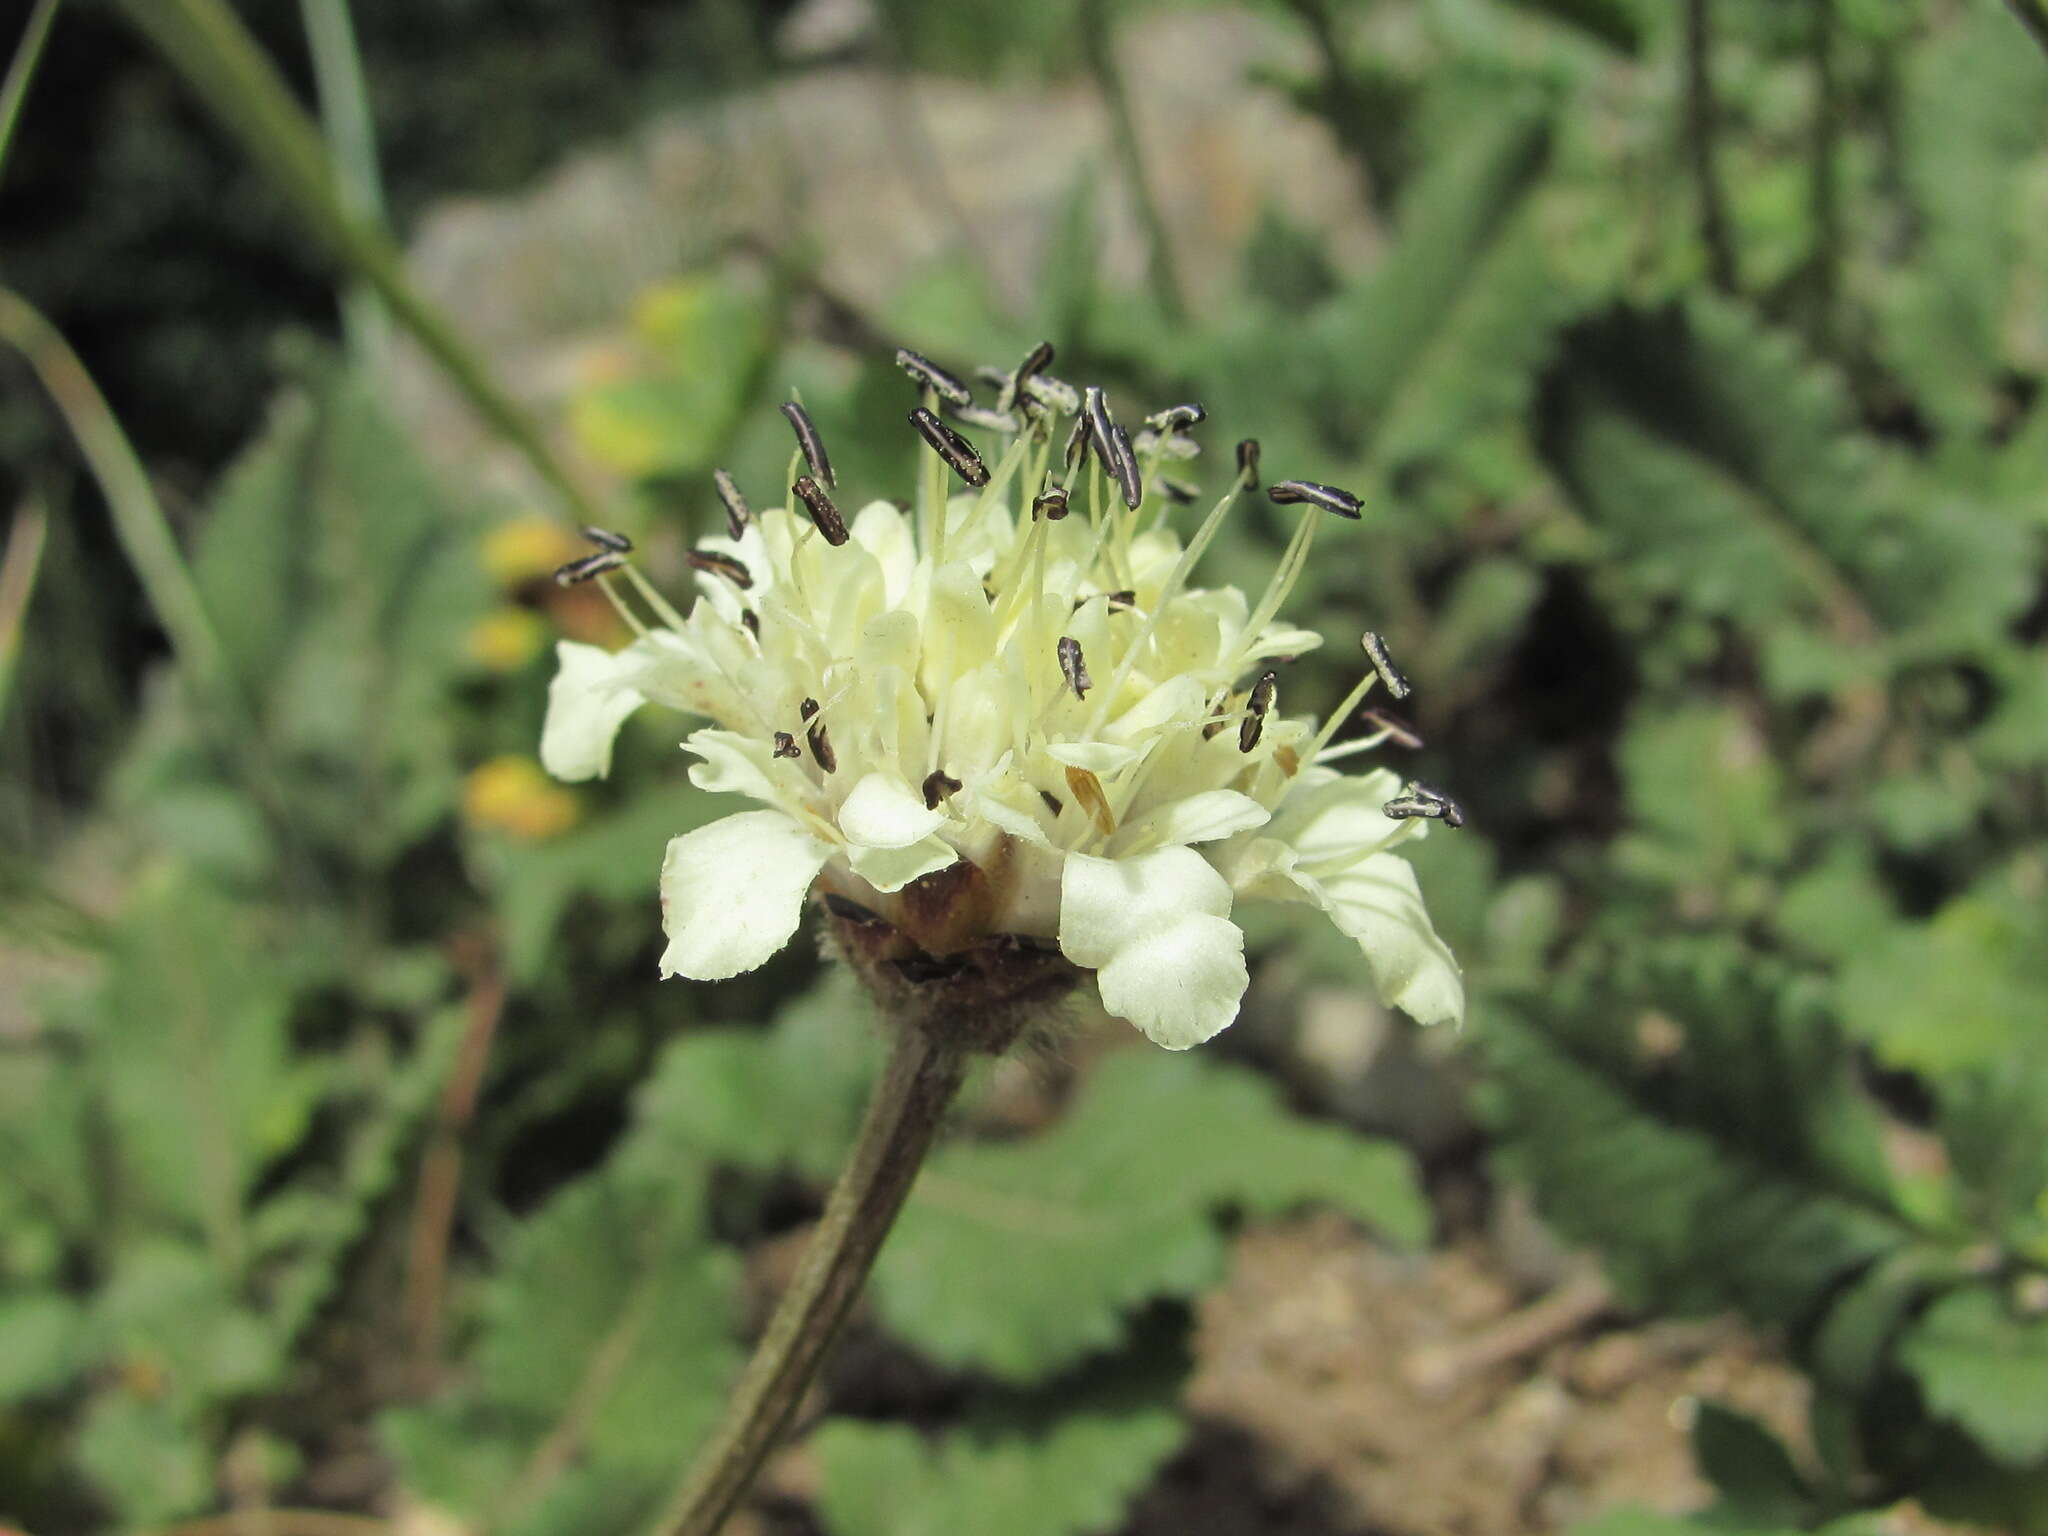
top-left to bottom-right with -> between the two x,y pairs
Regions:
1537,298 -> 2032,685
94,868 -> 314,1250
871,1052 -> 1427,1382
812,1404 -> 1186,1536
1881,4 -> 2048,440
383,1162 -> 741,1531
618,968 -> 878,1183
1478,940 -> 1907,1323
1312,100 -> 1554,450
1618,704 -> 1791,882
1837,888 -> 2048,1077
474,1171 -> 742,1474
1900,1288 -> 2048,1467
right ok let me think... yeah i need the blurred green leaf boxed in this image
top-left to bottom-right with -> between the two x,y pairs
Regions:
1880,3 -> 2048,441
1900,1287 -> 2048,1468
72,1391 -> 214,1526
812,1402 -> 1186,1536
619,968 -> 879,1184
382,1164 -> 741,1527
1618,703 -> 1791,884
1837,887 -> 2047,1077
0,1293 -> 87,1402
1690,1399 -> 1811,1526
1479,941 -> 1907,1322
872,1051 -> 1427,1381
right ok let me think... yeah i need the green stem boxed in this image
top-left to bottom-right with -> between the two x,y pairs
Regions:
652,1024 -> 969,1536
297,0 -> 390,367
1683,0 -> 1738,293
0,0 -> 62,184
0,287 -> 306,870
0,289 -> 236,702
1078,0 -> 1186,324
0,492 -> 49,726
112,0 -> 600,526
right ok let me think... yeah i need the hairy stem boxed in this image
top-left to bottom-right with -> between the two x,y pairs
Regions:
1683,0 -> 1738,293
653,1024 -> 969,1536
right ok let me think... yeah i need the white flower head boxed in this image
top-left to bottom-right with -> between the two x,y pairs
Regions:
542,349 -> 1464,1051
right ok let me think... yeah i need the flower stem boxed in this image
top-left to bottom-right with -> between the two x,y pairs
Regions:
652,1023 -> 970,1536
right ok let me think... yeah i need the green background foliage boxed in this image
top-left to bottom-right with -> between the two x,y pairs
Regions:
5,0 -> 2048,1533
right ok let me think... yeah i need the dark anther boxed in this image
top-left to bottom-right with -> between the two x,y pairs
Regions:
1109,423 -> 1142,510
1239,670 -> 1277,753
798,708 -> 831,774
1040,790 -> 1064,817
1016,340 -> 1056,386
894,347 -> 973,406
921,769 -> 963,809
685,550 -> 754,588
1062,410 -> 1090,472
1360,631 -> 1412,700
909,406 -> 991,487
1105,589 -> 1137,610
712,468 -> 751,540
1268,479 -> 1364,520
553,550 -> 626,586
1158,476 -> 1199,505
1384,780 -> 1465,829
1236,438 -> 1261,483
742,609 -> 761,637
1144,403 -> 1206,432
1084,387 -> 1119,477
772,730 -> 802,759
1034,485 -> 1070,521
1057,635 -> 1092,699
580,525 -> 633,552
793,475 -> 849,546
823,891 -> 890,926
1362,707 -> 1423,750
780,400 -> 835,488
800,697 -> 820,720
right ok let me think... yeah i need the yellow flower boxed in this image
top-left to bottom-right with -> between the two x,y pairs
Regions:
463,755 -> 580,841
481,517 -> 582,589
465,605 -> 548,673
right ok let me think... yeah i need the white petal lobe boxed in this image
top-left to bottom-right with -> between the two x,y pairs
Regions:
541,641 -> 649,781
658,811 -> 833,981
1311,853 -> 1465,1028
839,772 -> 946,849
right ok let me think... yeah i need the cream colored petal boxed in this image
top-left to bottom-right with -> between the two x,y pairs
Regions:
1057,846 -> 1232,969
839,771 -> 946,849
1094,912 -> 1248,1050
540,641 -> 648,782
848,835 -> 960,893
1305,853 -> 1464,1028
658,811 -> 832,980
1110,789 -> 1271,855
